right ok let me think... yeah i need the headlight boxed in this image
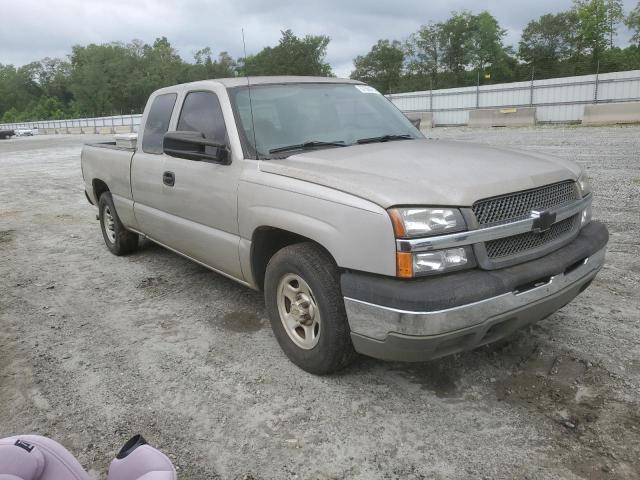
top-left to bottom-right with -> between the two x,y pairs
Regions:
396,247 -> 471,277
581,204 -> 592,226
577,174 -> 592,197
414,247 -> 468,273
388,207 -> 466,238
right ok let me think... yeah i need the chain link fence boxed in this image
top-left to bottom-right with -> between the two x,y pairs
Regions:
388,70 -> 640,125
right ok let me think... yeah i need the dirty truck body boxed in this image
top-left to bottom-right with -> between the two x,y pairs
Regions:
81,76 -> 608,374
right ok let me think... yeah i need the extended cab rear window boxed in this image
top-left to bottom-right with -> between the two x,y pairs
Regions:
142,93 -> 177,154
177,91 -> 227,144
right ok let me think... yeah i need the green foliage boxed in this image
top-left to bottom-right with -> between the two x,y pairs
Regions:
519,13 -> 580,64
627,2 -> 640,45
350,40 -> 405,93
468,11 -> 508,72
241,30 -> 332,76
188,49 -> 237,82
2,8 -> 640,124
572,0 -> 624,63
0,36 -> 240,121
353,4 -> 640,94
0,30 -> 336,122
405,22 -> 442,84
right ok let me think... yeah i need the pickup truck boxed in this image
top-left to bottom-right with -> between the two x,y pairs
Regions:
81,76 -> 609,374
0,129 -> 15,139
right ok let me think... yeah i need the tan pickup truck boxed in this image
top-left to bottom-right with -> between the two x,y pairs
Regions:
81,76 -> 608,374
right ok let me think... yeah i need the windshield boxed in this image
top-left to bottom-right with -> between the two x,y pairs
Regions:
229,83 -> 422,158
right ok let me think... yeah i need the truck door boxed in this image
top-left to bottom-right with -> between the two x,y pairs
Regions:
153,89 -> 243,280
131,92 -> 178,242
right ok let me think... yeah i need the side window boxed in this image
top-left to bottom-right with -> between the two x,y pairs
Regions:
177,91 -> 227,144
142,93 -> 177,154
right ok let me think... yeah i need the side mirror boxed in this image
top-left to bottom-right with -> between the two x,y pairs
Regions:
163,131 -> 230,164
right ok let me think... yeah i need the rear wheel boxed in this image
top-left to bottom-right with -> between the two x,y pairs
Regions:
264,242 -> 355,374
98,192 -> 138,255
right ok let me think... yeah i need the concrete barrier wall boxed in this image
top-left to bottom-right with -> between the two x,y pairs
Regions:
114,125 -> 133,133
405,112 -> 434,133
96,126 -> 114,134
582,102 -> 640,125
68,127 -> 83,134
469,107 -> 537,127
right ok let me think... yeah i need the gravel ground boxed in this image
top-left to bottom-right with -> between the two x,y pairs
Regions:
0,127 -> 638,480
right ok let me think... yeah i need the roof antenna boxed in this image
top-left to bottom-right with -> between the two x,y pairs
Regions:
242,28 -> 259,160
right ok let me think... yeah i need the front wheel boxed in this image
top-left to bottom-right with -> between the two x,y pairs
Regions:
98,192 -> 138,256
264,242 -> 355,374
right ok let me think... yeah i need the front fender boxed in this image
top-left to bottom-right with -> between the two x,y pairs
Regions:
238,175 -> 397,283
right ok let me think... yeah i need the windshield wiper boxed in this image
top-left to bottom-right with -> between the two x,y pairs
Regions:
269,140 -> 347,154
356,134 -> 413,144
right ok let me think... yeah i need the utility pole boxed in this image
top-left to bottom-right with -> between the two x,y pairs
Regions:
429,77 -> 433,113
594,60 -> 600,104
530,66 -> 535,107
476,70 -> 480,109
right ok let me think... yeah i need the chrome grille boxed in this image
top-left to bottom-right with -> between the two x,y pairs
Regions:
485,215 -> 579,259
472,181 -> 579,226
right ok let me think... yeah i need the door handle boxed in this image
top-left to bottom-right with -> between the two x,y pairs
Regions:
163,171 -> 175,187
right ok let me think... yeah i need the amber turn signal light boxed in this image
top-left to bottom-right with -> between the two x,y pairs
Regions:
396,252 -> 413,278
388,209 -> 407,238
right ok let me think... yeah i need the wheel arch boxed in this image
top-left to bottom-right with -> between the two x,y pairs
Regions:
92,178 -> 110,203
250,226 -> 337,291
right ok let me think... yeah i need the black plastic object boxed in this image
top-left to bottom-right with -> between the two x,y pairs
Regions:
116,434 -> 148,460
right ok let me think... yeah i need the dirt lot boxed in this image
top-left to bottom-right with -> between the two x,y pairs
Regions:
1,127 -> 638,479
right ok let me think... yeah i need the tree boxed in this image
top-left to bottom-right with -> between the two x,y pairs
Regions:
0,64 -> 41,117
24,58 -> 72,103
626,2 -> 640,45
188,48 -> 237,81
69,42 -> 135,116
350,40 -> 405,94
69,37 -> 189,116
439,11 -> 476,75
572,0 -> 623,64
430,11 -> 514,85
405,23 -> 442,87
606,0 -> 625,47
468,12 -> 507,71
241,30 -> 332,76
518,12 -> 581,75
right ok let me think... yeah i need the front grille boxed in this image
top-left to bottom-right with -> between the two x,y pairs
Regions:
473,181 -> 579,226
472,181 -> 582,267
485,215 -> 579,259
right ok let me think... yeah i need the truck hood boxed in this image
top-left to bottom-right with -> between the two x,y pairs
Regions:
258,139 -> 581,208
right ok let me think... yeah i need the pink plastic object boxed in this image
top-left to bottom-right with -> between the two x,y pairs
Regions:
0,435 -> 89,480
107,435 -> 176,480
0,434 -> 176,480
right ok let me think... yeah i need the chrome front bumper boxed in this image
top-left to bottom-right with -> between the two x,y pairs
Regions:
344,246 -> 606,360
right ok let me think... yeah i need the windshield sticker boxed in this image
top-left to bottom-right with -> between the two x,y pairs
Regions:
355,85 -> 381,94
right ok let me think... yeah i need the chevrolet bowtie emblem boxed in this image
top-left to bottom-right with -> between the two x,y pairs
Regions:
530,209 -> 557,233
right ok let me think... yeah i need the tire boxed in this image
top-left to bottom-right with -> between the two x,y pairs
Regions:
98,192 -> 138,256
264,242 -> 355,374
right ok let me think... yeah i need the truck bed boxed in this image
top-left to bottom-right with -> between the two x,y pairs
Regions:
86,141 -> 135,152
81,142 -> 135,208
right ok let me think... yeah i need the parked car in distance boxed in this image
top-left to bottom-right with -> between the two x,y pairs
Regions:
81,76 -> 608,374
0,129 -> 15,139
15,128 -> 35,136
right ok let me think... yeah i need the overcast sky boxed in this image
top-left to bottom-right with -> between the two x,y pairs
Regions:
0,0 -> 636,77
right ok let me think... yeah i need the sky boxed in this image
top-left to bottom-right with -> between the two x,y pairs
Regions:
0,0 -> 636,78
